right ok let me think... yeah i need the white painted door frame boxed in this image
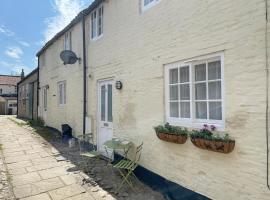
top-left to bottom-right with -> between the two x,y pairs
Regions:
97,79 -> 114,157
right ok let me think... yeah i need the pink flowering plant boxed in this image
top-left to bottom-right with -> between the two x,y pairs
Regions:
190,124 -> 232,142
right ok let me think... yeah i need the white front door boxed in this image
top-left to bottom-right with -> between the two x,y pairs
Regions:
97,80 -> 113,157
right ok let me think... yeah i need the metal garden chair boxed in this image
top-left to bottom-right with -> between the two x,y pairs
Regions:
77,133 -> 100,171
113,142 -> 143,192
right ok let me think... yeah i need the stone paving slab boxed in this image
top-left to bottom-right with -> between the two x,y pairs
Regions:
13,177 -> 65,198
38,166 -> 69,179
48,184 -> 86,200
21,193 -> 52,200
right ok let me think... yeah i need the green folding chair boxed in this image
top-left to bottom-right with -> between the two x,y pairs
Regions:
77,133 -> 100,171
113,142 -> 143,192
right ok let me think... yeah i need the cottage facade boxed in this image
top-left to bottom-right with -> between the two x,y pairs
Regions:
17,69 -> 38,120
0,74 -> 21,115
37,0 -> 270,199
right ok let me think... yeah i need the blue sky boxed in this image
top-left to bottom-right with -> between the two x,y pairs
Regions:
0,0 -> 92,75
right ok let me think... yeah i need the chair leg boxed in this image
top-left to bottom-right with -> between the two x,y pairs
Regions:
116,169 -> 135,193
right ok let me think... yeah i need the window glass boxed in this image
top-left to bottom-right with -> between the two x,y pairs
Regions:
91,5 -> 103,39
208,81 -> 221,100
107,84 -> 112,122
208,61 -> 221,80
195,64 -> 206,81
180,84 -> 190,100
196,102 -> 207,119
170,102 -> 179,118
209,102 -> 222,120
195,83 -> 206,100
101,85 -> 106,121
169,68 -> 178,84
180,66 -> 189,83
180,102 -> 190,118
170,85 -> 178,101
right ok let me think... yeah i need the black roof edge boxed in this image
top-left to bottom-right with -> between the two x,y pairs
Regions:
17,68 -> 38,86
36,0 -> 103,57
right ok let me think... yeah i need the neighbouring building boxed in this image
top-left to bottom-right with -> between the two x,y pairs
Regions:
37,0 -> 270,199
17,68 -> 38,120
0,72 -> 22,115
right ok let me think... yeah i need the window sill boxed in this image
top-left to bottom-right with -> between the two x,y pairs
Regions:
166,117 -> 225,131
90,34 -> 103,42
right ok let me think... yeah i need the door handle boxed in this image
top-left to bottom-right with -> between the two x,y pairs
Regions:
104,123 -> 109,127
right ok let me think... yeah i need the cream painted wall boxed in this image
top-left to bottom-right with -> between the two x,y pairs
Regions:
38,22 -> 84,135
0,85 -> 16,95
86,0 -> 270,199
38,0 -> 270,199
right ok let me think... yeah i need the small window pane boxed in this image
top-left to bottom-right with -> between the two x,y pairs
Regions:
101,85 -> 106,121
208,61 -> 221,80
196,102 -> 207,119
170,85 -> 178,100
180,66 -> 189,83
169,68 -> 178,84
180,84 -> 190,100
180,102 -> 190,118
195,63 -> 206,81
195,83 -> 206,100
170,102 -> 179,117
209,102 -> 222,120
208,81 -> 221,100
107,84 -> 112,122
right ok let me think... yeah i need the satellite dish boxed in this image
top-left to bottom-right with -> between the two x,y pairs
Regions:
60,50 -> 81,65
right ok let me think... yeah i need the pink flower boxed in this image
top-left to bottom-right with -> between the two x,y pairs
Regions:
210,125 -> 216,131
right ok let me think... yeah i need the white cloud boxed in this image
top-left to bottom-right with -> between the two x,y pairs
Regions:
18,41 -> 30,47
43,0 -> 89,42
5,46 -> 23,59
0,25 -> 14,37
0,60 -> 32,75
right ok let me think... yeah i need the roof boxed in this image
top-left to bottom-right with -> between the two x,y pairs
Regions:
36,0 -> 102,57
17,68 -> 38,86
0,75 -> 21,86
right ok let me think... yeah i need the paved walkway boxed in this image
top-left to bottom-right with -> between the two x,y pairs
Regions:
0,116 -> 113,200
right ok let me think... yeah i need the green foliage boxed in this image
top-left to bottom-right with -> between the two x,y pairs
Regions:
28,117 -> 45,127
190,129 -> 233,142
154,123 -> 188,136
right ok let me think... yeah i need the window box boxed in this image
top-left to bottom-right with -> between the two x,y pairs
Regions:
190,124 -> 235,154
154,123 -> 188,144
190,138 -> 235,154
156,132 -> 188,144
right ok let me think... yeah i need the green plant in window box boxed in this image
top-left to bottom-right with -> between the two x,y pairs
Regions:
190,124 -> 235,154
154,123 -> 188,144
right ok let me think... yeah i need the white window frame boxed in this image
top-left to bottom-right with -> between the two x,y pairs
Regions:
64,31 -> 72,50
165,52 -> 225,130
43,87 -> 48,111
58,81 -> 67,106
141,0 -> 160,12
90,4 -> 103,41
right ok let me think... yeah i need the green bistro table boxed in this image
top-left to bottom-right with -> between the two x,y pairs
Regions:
103,138 -> 133,162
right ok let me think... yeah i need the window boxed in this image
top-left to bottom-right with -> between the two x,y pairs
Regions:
58,81 -> 66,105
141,0 -> 160,11
165,53 -> 224,129
0,89 -> 2,94
64,32 -> 72,50
91,5 -> 103,40
43,87 -> 47,111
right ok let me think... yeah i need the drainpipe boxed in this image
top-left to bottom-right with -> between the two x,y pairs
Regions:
265,0 -> 270,190
37,57 -> 40,120
82,11 -> 87,135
